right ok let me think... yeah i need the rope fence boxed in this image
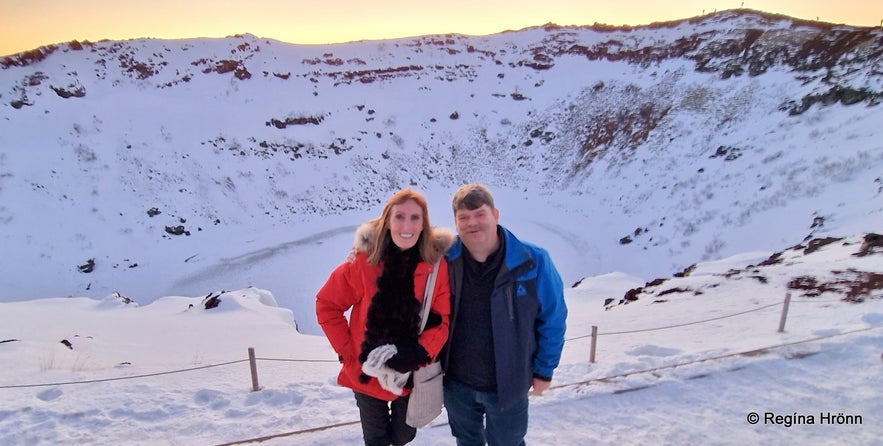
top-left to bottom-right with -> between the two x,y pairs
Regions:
566,301 -> 784,340
551,323 -> 883,392
214,321 -> 883,446
0,293 -> 861,390
0,357 -> 338,390
1,293 -> 880,444
569,293 -> 858,363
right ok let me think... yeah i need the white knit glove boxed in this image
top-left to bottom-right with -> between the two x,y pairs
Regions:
361,344 -> 410,395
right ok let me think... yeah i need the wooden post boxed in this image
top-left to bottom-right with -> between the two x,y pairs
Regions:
248,347 -> 261,391
589,325 -> 598,363
777,293 -> 791,333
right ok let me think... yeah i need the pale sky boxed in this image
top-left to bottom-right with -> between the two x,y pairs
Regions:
2,0 -> 881,56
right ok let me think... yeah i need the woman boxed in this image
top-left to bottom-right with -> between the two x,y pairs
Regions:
316,189 -> 453,446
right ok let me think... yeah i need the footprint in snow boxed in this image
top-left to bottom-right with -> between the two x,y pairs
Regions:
625,345 -> 682,357
36,387 -> 63,402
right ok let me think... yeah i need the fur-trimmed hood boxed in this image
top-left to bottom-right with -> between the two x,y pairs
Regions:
354,221 -> 456,265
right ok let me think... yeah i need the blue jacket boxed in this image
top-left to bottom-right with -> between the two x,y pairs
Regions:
443,225 -> 567,410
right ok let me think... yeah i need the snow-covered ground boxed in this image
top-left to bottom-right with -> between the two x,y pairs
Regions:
1,232 -> 881,445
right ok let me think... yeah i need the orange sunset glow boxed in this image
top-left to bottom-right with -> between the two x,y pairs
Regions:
2,0 -> 880,57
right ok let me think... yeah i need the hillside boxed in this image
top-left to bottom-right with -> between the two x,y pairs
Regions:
1,9 -> 881,324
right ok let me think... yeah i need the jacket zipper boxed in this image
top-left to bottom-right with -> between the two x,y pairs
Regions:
506,285 -> 515,322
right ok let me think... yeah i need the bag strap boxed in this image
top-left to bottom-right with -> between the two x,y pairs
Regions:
417,260 -> 440,334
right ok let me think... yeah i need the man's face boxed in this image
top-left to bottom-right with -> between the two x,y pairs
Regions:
454,203 -> 499,252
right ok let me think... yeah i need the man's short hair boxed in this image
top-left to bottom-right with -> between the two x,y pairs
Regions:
452,183 -> 495,213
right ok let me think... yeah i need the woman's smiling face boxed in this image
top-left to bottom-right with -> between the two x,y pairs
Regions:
388,199 -> 424,250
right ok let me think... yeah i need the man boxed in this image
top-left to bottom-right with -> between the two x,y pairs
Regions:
442,183 -> 567,446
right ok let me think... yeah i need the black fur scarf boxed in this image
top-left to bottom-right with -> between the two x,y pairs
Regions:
358,242 -> 422,383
